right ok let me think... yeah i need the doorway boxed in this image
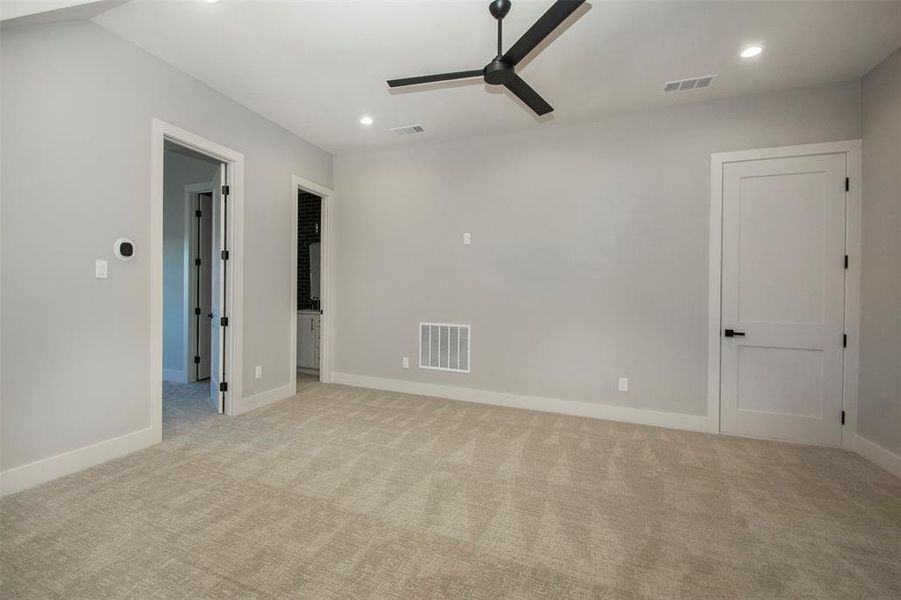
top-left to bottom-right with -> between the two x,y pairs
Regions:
708,141 -> 862,447
290,175 -> 334,391
153,118 -> 245,438
296,190 -> 322,379
163,141 -> 226,418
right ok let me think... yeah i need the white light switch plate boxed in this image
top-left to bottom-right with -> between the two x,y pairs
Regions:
618,377 -> 629,392
255,365 -> 263,379
402,357 -> 410,369
95,260 -> 108,279
463,233 -> 471,245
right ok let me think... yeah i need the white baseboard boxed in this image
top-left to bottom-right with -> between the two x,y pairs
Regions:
235,382 -> 296,416
850,434 -> 901,479
332,372 -> 709,433
162,368 -> 187,383
0,426 -> 160,496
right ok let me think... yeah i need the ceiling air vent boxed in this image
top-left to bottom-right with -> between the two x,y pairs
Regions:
664,74 -> 717,94
391,124 -> 425,136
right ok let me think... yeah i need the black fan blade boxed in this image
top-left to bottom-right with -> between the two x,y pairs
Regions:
504,75 -> 553,115
501,0 -> 586,66
387,70 -> 483,88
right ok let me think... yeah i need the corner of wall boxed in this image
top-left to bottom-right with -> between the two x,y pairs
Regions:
850,434 -> 901,479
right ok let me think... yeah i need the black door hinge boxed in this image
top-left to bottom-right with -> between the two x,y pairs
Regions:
219,382 -> 228,392
220,317 -> 229,327
845,177 -> 850,192
195,210 -> 202,218
221,185 -> 230,196
843,334 -> 847,348
194,355 -> 201,364
194,307 -> 201,316
194,258 -> 202,266
841,410 -> 846,425
844,255 -> 849,269
221,250 -> 229,260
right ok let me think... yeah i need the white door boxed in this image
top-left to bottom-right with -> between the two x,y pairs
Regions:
195,192 -> 213,381
209,166 -> 226,413
720,153 -> 846,446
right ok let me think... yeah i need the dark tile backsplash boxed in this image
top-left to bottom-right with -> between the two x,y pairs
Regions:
298,191 -> 322,310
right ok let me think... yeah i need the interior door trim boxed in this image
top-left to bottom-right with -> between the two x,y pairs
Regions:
152,117 -> 246,428
289,175 -> 335,391
707,140 -> 862,448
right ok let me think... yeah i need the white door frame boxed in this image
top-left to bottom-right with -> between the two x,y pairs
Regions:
152,118 -> 245,429
183,182 -> 215,383
290,175 -> 335,391
707,139 -> 862,448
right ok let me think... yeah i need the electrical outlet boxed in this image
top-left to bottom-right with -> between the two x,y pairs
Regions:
402,357 -> 410,369
463,232 -> 471,245
618,377 -> 629,392
255,365 -> 263,379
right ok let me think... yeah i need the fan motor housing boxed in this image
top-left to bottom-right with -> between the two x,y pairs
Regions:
483,60 -> 514,85
489,0 -> 511,20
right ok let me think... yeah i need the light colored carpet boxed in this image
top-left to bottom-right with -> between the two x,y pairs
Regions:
2,378 -> 900,599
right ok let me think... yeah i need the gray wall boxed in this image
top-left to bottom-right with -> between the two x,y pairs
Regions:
1,20 -> 332,470
860,47 -> 901,456
162,149 -> 220,376
334,82 -> 861,417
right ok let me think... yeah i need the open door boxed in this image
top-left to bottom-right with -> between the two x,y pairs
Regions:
209,165 -> 227,414
193,192 -> 213,382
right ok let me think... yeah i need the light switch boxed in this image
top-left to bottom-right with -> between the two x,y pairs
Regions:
95,260 -> 108,279
255,365 -> 263,379
402,357 -> 410,369
618,377 -> 629,392
463,233 -> 471,245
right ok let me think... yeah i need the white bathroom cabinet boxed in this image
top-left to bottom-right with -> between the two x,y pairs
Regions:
297,311 -> 320,372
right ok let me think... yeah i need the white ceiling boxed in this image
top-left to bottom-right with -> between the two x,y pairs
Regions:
89,0 -> 901,155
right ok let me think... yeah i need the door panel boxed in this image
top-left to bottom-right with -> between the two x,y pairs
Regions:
736,172 -> 827,324
736,347 -> 824,418
721,153 -> 846,446
209,166 -> 225,413
197,193 -> 213,381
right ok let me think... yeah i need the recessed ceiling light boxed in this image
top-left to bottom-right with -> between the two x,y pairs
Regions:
741,46 -> 763,59
359,116 -> 373,126
204,0 -> 221,4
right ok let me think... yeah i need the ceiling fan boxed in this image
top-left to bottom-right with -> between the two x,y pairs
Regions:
387,0 -> 586,116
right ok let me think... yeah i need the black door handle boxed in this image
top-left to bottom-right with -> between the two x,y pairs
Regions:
724,329 -> 745,337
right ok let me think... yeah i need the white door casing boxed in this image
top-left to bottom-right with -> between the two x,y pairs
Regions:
289,175 -> 334,391
720,152 -> 847,446
154,118 -> 245,428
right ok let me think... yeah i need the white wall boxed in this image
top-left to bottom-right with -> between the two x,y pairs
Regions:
333,82 -> 861,419
860,46 -> 901,456
0,0 -> 98,21
162,149 -> 220,379
0,20 -> 332,473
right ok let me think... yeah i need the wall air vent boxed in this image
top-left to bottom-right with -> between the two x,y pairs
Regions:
664,74 -> 717,94
420,322 -> 470,373
391,124 -> 425,136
